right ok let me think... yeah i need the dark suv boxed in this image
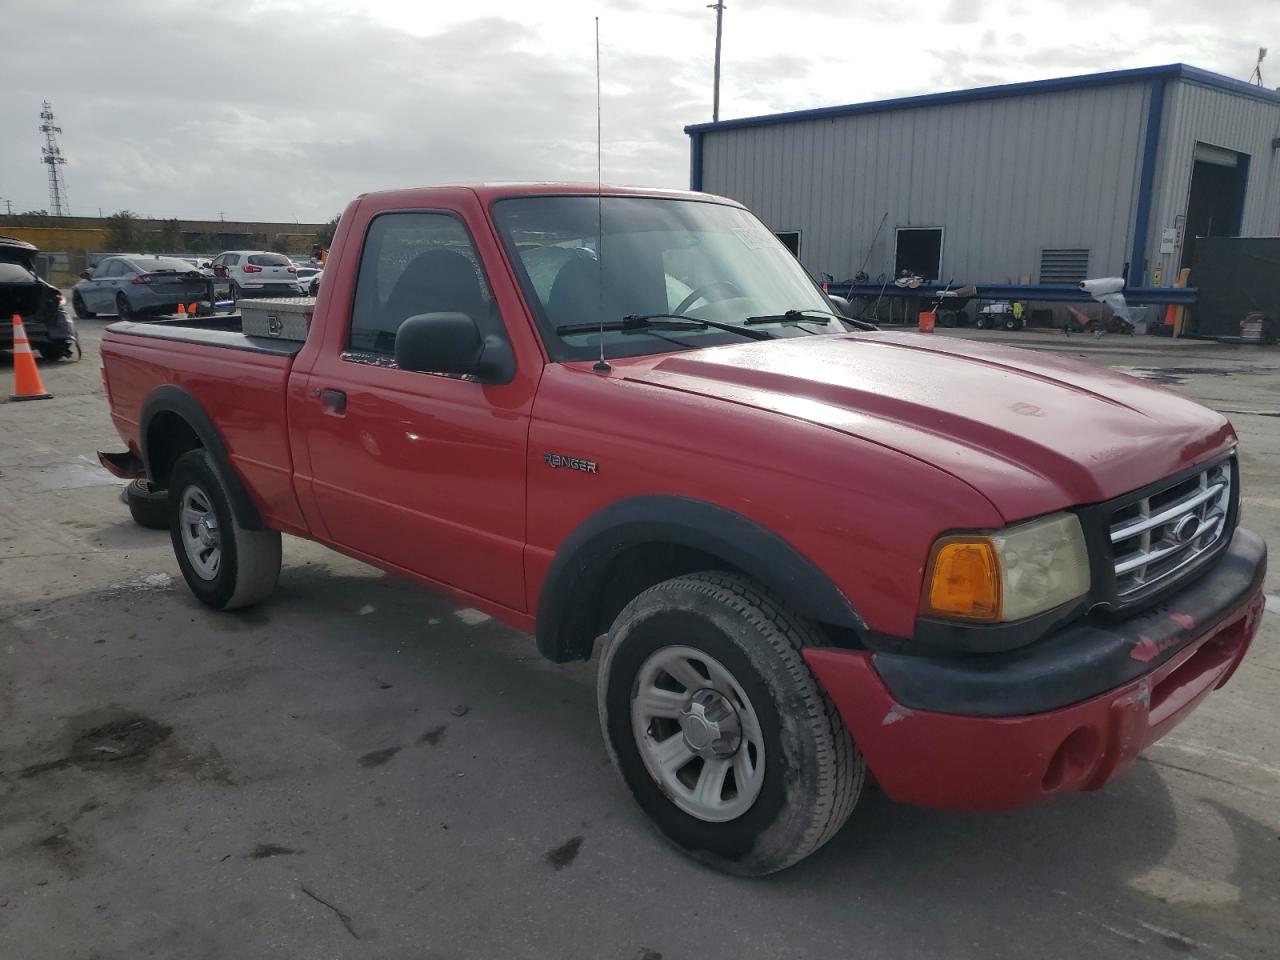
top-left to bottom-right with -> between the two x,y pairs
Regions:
0,236 -> 76,360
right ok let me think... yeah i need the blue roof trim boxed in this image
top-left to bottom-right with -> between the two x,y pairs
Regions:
684,63 -> 1280,135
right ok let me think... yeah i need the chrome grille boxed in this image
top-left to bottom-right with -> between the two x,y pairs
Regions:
1109,460 -> 1232,599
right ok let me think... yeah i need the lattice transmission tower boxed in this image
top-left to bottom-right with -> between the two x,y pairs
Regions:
39,100 -> 70,216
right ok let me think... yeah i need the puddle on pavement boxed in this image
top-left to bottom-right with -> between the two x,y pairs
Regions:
19,715 -> 173,778
1112,365 -> 1243,385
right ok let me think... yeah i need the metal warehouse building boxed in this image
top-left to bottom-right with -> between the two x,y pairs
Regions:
686,64 -> 1280,291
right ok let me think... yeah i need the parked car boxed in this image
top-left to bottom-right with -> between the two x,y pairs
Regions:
0,235 -> 76,359
207,251 -> 300,299
72,255 -> 209,320
98,183 -> 1266,877
294,265 -> 322,295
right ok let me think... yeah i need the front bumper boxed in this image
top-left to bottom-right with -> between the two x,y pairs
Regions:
804,528 -> 1267,811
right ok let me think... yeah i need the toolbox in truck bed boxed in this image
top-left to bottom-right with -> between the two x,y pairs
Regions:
239,297 -> 317,341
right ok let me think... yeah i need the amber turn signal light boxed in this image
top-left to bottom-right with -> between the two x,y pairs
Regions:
922,536 -> 1002,621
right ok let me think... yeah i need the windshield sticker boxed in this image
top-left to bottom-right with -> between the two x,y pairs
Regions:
732,228 -> 773,251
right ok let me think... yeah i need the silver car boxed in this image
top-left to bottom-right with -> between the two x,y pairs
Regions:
207,250 -> 301,299
72,256 -> 210,320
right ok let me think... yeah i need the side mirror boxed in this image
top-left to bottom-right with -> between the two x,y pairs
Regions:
79,270 -> 93,280
827,294 -> 853,318
394,312 -> 515,383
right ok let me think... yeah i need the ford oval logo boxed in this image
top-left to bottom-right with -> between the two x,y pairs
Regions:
1167,514 -> 1199,545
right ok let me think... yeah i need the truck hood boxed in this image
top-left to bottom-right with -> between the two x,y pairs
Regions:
620,332 -> 1234,521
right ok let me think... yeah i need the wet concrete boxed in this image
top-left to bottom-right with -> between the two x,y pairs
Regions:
1,324 -> 1277,959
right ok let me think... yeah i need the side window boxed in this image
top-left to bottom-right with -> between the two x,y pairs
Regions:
226,254 -> 240,266
348,212 -> 495,357
103,260 -> 123,278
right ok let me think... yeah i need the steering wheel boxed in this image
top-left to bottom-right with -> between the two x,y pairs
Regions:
672,279 -> 745,316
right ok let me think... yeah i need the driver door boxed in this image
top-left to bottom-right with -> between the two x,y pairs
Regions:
294,206 -> 538,612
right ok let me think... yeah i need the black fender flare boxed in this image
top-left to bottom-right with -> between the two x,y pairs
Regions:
138,384 -> 265,530
536,495 -> 867,662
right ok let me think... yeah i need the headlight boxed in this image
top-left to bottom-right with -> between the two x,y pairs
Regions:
923,512 -> 1090,623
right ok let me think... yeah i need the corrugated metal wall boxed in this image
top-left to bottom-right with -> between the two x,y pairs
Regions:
698,83 -> 1151,283
1148,80 -> 1280,282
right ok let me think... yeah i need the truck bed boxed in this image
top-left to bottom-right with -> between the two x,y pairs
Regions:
101,315 -> 310,536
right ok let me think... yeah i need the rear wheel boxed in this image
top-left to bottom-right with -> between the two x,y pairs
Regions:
1004,316 -> 1021,331
168,449 -> 281,610
598,572 -> 864,876
38,341 -> 72,361
71,292 -> 95,319
115,293 -> 134,321
975,315 -> 991,329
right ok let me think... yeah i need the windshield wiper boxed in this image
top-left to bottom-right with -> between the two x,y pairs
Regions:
745,309 -> 877,332
555,313 -> 774,341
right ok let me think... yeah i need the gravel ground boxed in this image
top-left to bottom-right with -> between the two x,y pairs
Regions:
1,319 -> 1277,959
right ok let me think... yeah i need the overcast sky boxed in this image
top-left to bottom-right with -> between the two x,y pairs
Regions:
2,0 -> 1275,223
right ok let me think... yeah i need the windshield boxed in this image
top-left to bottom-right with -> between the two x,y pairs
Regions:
492,196 -> 840,361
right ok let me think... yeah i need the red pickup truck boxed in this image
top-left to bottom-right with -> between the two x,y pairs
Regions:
99,184 -> 1267,875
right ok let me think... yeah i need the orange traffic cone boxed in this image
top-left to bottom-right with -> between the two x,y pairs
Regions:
8,314 -> 52,401
177,303 -> 187,317
188,302 -> 198,316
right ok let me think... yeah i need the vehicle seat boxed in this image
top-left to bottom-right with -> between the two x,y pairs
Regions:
546,251 -> 602,330
378,249 -> 486,343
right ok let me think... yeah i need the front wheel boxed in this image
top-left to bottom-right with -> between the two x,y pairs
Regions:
1004,316 -> 1021,331
598,572 -> 864,876
168,449 -> 281,610
72,292 -> 96,319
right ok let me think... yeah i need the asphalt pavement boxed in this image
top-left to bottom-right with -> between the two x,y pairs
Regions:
2,319 -> 1278,959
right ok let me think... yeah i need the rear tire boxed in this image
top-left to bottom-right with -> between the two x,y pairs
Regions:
115,293 -> 134,321
598,572 -> 863,876
126,479 -> 169,530
71,292 -> 95,319
168,449 -> 281,610
975,315 -> 991,329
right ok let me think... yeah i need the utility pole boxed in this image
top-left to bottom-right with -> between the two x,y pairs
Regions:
708,2 -> 725,122
1,198 -> 13,216
39,100 -> 70,217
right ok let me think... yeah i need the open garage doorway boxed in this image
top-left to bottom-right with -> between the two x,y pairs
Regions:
1181,144 -> 1249,270
895,227 -> 943,281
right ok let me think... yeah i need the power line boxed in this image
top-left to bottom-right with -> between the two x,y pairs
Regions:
39,100 -> 70,217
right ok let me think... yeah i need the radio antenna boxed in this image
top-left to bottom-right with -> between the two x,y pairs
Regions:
592,16 -> 611,373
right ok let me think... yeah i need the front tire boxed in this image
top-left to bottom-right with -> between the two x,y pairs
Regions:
168,449 -> 281,610
598,572 -> 863,876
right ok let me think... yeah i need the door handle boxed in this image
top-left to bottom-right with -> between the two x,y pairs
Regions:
316,388 -> 347,415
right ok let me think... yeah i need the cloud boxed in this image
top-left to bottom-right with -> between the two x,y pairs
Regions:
0,0 -> 1274,222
